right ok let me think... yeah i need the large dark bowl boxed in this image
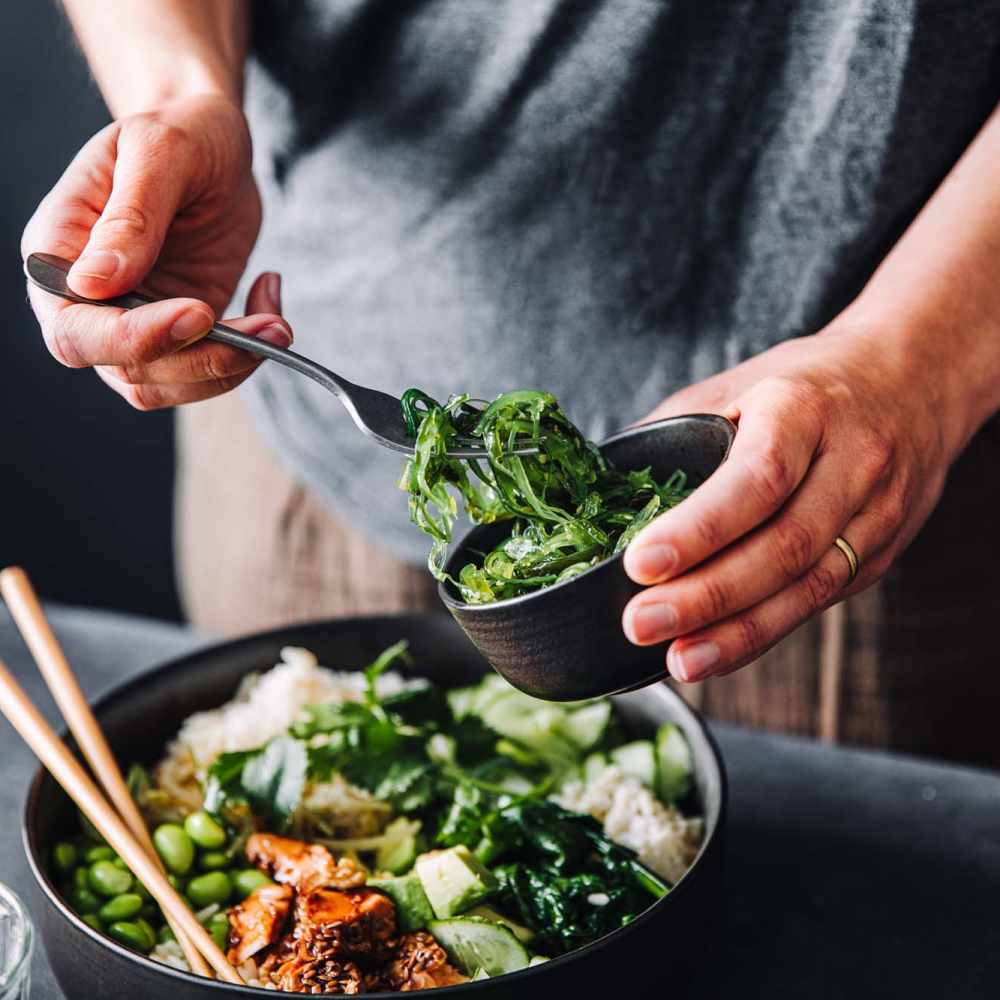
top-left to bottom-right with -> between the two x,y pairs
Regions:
440,415 -> 736,701
23,615 -> 725,1000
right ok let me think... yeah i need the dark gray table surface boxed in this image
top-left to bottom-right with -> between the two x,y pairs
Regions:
1,606 -> 998,998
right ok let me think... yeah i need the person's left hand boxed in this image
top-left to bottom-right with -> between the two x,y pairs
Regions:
621,323 -> 957,683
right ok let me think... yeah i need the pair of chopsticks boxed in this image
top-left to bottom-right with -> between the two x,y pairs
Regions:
0,567 -> 243,985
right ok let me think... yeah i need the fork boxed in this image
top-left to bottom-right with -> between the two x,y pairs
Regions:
25,252 -> 533,459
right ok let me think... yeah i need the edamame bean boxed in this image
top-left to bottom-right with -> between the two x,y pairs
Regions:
84,845 -> 115,864
207,913 -> 229,952
152,824 -> 195,875
108,921 -> 153,953
183,811 -> 227,850
198,850 -> 229,871
111,856 -> 129,871
133,880 -> 151,901
186,871 -> 232,908
73,866 -> 90,891
82,914 -> 103,932
88,860 -> 133,897
98,893 -> 143,923
232,869 -> 273,900
167,874 -> 187,893
139,903 -> 159,923
70,886 -> 101,914
135,918 -> 157,951
157,923 -> 175,944
51,842 -> 77,874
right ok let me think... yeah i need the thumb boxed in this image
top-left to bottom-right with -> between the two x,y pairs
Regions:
67,122 -> 189,299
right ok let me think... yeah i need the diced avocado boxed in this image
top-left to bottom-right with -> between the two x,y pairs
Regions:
369,873 -> 435,933
374,817 -> 420,876
415,846 -> 497,918
428,917 -> 530,977
583,751 -> 609,783
466,904 -> 535,944
655,723 -> 693,803
610,740 -> 656,788
559,701 -> 612,750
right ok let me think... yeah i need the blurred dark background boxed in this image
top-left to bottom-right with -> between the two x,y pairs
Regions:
0,2 -> 181,620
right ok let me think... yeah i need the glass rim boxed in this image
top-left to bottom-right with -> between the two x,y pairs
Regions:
0,882 -> 33,991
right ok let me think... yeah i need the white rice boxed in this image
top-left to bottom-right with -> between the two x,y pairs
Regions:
552,764 -> 703,884
168,646 -> 419,774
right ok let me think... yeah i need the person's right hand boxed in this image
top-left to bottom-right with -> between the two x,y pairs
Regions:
21,94 -> 292,409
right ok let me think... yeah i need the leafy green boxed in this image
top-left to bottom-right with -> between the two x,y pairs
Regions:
398,389 -> 691,602
241,736 -> 309,828
480,801 -> 669,954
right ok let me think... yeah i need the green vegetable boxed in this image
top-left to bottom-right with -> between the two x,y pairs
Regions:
51,841 -> 77,874
88,860 -> 132,897
157,923 -> 176,944
232,869 -> 273,900
198,851 -> 230,871
655,723 -> 693,803
186,871 -> 232,908
374,817 -> 420,875
153,823 -> 195,875
609,740 -> 657,789
107,920 -> 153,953
184,810 -> 227,850
465,904 -> 535,944
97,893 -> 143,923
399,389 -> 691,602
81,913 -> 103,932
239,735 -> 309,828
369,873 -> 435,933
206,913 -> 230,952
83,845 -> 114,864
427,917 -> 530,977
70,886 -> 101,914
72,866 -> 90,891
415,846 -> 498,918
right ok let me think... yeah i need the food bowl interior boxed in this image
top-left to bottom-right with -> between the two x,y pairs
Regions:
24,615 -> 725,998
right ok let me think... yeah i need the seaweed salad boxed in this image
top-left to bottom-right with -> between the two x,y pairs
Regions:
398,389 -> 691,604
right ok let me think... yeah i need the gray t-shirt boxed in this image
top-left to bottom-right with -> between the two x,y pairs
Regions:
237,0 -> 1000,564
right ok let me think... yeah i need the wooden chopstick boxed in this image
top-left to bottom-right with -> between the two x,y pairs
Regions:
0,568 -> 239,983
0,568 -> 211,977
0,654 -> 244,984
0,569 -> 211,977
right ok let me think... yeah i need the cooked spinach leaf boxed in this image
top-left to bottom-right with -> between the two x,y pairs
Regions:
398,389 -> 691,602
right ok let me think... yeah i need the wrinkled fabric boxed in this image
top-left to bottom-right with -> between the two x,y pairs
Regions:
236,0 -> 1000,562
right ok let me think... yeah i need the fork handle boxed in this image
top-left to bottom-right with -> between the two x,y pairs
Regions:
23,252 -> 353,399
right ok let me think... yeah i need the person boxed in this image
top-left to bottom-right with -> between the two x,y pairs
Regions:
23,1 -> 1000,765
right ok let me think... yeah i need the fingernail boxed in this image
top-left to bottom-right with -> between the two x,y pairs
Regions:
72,250 -> 121,282
628,542 -> 679,582
625,602 -> 679,644
257,322 -> 292,348
265,272 -> 282,313
170,307 -> 213,343
668,641 -> 720,682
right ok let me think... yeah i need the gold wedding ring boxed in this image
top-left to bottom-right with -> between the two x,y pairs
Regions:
833,535 -> 859,585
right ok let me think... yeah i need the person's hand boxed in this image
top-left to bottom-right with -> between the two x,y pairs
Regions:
21,95 -> 292,408
621,325 -> 956,683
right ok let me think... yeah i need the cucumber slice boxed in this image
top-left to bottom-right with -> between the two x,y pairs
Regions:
583,751 -> 609,783
482,695 -> 579,768
428,917 -> 530,977
610,740 -> 656,788
466,904 -> 535,944
655,723 -> 693,803
375,817 -> 420,876
559,701 -> 612,750
447,687 -> 477,720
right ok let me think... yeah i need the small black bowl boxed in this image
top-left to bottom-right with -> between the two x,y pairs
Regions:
439,415 -> 736,701
22,615 -> 725,1000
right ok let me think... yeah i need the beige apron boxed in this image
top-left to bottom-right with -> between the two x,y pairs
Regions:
176,393 -> 1000,768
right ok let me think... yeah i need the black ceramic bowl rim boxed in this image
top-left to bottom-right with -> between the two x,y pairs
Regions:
21,617 -> 727,997
438,413 -> 736,613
